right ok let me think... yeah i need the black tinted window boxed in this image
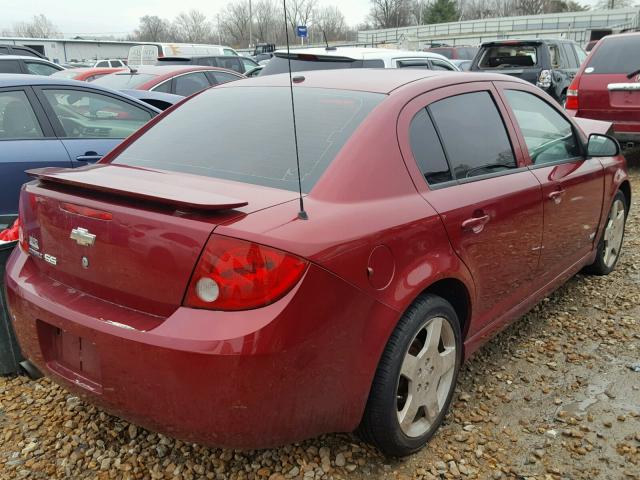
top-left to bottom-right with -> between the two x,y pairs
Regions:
586,35 -> 640,74
409,109 -> 451,185
397,59 -> 431,69
211,72 -> 240,85
430,59 -> 455,71
362,59 -> 384,68
15,48 -> 38,57
173,72 -> 210,96
261,56 -> 361,75
0,47 -> 9,54
0,60 -> 21,73
429,91 -> 515,179
114,87 -> 383,192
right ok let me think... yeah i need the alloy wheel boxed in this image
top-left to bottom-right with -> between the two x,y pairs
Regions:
396,316 -> 456,438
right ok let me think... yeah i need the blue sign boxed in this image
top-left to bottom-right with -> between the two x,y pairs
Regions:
296,26 -> 308,38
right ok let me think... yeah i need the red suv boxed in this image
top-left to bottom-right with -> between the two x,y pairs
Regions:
566,32 -> 640,148
5,70 -> 630,457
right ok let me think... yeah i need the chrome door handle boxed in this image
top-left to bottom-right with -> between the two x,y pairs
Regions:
462,214 -> 490,234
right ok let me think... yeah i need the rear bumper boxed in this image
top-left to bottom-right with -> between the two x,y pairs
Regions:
5,247 -> 398,448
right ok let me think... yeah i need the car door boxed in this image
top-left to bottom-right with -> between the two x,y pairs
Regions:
0,87 -> 71,221
34,86 -> 154,166
496,81 -> 604,278
397,82 -> 543,335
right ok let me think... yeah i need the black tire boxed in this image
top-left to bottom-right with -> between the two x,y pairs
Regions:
584,190 -> 628,276
357,294 -> 462,457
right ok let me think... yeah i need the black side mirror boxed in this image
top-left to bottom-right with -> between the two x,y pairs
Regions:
587,133 -> 620,157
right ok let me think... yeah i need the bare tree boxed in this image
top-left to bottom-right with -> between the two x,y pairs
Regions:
315,6 -> 346,41
368,0 -> 414,29
286,0 -> 318,33
173,10 -> 213,43
11,14 -> 61,38
517,0 -> 545,14
253,0 -> 280,43
130,16 -> 172,42
220,1 -> 251,46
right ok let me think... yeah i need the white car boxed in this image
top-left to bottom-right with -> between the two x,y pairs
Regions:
128,44 -> 240,67
93,59 -> 127,68
260,47 -> 460,76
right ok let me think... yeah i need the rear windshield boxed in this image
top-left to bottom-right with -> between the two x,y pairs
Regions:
456,47 -> 478,60
477,45 -> 539,69
93,73 -> 157,89
429,48 -> 453,59
261,56 -> 379,75
586,35 -> 640,74
114,87 -> 384,192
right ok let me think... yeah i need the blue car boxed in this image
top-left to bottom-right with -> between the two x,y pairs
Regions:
0,75 -> 163,227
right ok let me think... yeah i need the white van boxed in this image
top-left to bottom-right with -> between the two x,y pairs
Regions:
128,44 -> 239,66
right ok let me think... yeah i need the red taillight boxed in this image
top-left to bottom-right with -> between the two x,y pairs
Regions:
565,77 -> 580,110
18,218 -> 28,252
184,235 -> 308,311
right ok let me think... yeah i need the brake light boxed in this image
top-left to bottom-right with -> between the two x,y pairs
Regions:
565,76 -> 580,110
184,235 -> 307,311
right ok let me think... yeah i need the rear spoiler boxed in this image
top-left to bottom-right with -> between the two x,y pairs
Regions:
273,52 -> 356,62
27,164 -> 248,211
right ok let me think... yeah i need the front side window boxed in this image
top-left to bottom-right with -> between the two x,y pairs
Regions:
25,61 -> 60,76
96,61 -> 109,68
397,59 -> 431,69
409,108 -> 452,185
430,59 -> 456,71
114,87 -> 384,193
42,89 -> 152,139
428,91 -> 516,179
173,72 -> 210,96
504,90 -> 581,165
110,60 -> 123,67
0,90 -> 43,139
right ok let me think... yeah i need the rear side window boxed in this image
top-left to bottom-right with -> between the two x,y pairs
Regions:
362,59 -> 385,68
96,61 -> 109,68
586,35 -> 640,74
25,61 -> 60,76
430,59 -> 456,71
428,91 -> 516,179
397,59 -> 431,69
210,71 -> 240,85
0,47 -> 9,54
477,45 -> 538,68
0,60 -> 21,73
173,72 -> 210,96
0,90 -> 43,139
114,87 -> 384,192
409,109 -> 451,185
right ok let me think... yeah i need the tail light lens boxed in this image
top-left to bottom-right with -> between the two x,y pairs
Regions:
184,235 -> 308,311
536,69 -> 552,89
565,77 -> 580,110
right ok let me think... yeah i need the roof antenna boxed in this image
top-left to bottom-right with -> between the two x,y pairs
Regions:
322,30 -> 337,51
283,0 -> 308,220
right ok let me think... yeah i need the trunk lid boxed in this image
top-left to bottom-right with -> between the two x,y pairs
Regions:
19,165 -> 298,317
578,73 -> 640,122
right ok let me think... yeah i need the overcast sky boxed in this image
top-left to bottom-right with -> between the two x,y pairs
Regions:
2,0 -> 373,37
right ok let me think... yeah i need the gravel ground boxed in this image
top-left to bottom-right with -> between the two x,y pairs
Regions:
1,168 -> 639,480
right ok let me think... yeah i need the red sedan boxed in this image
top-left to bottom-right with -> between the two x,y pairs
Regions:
5,69 -> 630,456
92,65 -> 245,97
50,67 -> 125,82
566,32 -> 640,148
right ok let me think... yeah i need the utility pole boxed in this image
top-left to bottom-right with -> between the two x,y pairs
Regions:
249,0 -> 253,49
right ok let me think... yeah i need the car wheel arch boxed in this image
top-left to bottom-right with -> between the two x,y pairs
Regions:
619,181 -> 631,215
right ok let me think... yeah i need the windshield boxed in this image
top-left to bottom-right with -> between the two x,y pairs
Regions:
586,35 -> 640,74
93,73 -> 157,89
114,86 -> 384,192
477,45 -> 539,69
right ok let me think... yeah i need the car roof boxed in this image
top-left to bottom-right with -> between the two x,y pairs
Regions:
273,46 -> 450,61
481,38 -> 575,46
220,68 -> 529,94
0,74 -> 159,110
0,55 -> 58,62
110,65 -> 237,76
600,31 -> 640,40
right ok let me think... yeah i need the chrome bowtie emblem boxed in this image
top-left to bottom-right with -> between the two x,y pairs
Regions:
70,227 -> 96,246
